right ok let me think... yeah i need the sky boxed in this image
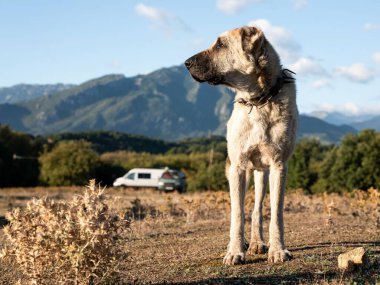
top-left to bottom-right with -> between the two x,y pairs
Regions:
0,0 -> 379,115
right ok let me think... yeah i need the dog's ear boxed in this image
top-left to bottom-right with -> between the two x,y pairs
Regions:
241,26 -> 269,90
241,26 -> 265,59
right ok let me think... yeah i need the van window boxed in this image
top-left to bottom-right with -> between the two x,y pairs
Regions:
138,173 -> 151,179
161,171 -> 173,179
126,173 -> 135,180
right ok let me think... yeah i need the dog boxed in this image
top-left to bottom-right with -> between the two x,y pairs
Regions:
185,26 -> 298,265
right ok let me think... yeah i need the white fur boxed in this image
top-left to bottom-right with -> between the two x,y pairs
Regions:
186,26 -> 298,265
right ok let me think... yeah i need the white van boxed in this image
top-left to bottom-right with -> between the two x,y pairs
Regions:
113,168 -> 166,188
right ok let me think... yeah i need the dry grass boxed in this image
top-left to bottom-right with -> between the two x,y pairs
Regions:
0,181 -> 129,285
0,186 -> 378,284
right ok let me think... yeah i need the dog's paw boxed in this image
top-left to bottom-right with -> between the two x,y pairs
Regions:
268,248 -> 292,263
247,242 -> 268,255
223,252 -> 245,265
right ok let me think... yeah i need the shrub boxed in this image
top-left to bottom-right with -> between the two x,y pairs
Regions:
1,180 -> 129,285
287,138 -> 332,193
39,140 -> 100,186
0,125 -> 41,187
315,129 -> 380,192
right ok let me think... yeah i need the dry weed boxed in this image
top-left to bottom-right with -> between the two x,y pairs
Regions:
1,180 -> 129,285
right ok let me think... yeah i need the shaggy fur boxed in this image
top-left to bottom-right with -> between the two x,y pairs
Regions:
185,26 -> 298,265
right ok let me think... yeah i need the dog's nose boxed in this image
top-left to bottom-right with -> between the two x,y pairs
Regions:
184,58 -> 194,69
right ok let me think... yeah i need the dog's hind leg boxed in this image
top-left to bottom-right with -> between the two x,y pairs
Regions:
247,169 -> 269,255
223,163 -> 246,265
268,165 -> 292,263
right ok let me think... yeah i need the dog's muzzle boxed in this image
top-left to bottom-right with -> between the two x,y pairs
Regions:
185,55 -> 224,85
185,56 -> 207,83
184,58 -> 194,69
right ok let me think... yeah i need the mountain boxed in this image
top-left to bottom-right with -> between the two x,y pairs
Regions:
352,115 -> 380,131
298,115 -> 357,143
0,66 -> 233,140
0,65 -> 357,143
309,110 -> 375,126
0,83 -> 75,104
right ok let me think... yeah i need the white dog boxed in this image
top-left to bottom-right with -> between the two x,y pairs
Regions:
185,25 -> 298,265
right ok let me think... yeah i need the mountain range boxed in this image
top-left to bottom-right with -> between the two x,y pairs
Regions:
0,65 -> 363,143
0,83 -> 75,104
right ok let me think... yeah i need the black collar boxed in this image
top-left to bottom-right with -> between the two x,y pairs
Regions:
234,68 -> 296,113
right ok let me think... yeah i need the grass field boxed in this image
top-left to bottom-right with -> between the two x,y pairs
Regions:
0,186 -> 378,284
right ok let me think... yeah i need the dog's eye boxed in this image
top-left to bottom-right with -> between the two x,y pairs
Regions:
215,39 -> 226,49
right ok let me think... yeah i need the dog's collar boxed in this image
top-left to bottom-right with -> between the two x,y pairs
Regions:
234,68 -> 296,113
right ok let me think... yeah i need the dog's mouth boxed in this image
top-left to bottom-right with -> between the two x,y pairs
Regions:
207,76 -> 223,85
190,74 -> 206,83
191,74 -> 225,86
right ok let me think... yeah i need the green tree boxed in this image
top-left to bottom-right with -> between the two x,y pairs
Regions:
287,138 -> 330,193
39,140 -> 100,186
0,125 -> 41,187
311,146 -> 337,193
318,129 -> 380,192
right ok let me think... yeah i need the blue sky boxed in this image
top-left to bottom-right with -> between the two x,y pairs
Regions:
0,0 -> 379,115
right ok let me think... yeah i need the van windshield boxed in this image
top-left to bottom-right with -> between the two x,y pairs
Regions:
161,172 -> 173,179
126,173 -> 135,180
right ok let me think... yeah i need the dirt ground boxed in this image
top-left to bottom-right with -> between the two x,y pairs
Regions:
0,186 -> 378,284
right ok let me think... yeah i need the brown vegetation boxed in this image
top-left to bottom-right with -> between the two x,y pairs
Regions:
0,181 -> 129,284
0,186 -> 378,284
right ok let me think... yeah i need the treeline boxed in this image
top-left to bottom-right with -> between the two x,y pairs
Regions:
288,129 -> 380,193
0,125 -> 379,192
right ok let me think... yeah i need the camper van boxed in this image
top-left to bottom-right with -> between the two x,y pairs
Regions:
113,168 -> 165,188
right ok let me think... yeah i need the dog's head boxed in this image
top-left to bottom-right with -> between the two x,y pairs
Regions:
185,26 -> 280,92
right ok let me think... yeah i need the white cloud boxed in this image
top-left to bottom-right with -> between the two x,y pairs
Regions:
216,0 -> 263,14
335,63 -> 375,83
292,0 -> 307,10
248,19 -> 330,78
290,57 -> 327,76
315,102 -> 380,117
312,79 -> 330,89
135,3 -> 191,35
363,22 -> 380,31
373,52 -> 380,64
248,19 -> 301,62
135,3 -> 166,21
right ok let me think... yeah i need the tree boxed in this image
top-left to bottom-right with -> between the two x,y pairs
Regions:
39,140 -> 100,186
0,125 -> 41,187
318,129 -> 380,192
287,138 -> 331,193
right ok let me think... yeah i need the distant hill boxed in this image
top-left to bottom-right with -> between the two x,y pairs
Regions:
298,115 -> 357,143
46,131 -> 176,154
0,65 -> 357,143
44,131 -> 227,154
352,115 -> 380,131
0,83 -> 75,104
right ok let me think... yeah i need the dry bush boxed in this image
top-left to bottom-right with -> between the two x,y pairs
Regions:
1,180 -> 129,285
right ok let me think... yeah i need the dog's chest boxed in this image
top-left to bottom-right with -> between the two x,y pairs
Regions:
226,106 -> 288,168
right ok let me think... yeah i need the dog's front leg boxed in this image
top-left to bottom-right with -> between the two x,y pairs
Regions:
268,165 -> 292,263
247,169 -> 268,255
223,164 -> 246,265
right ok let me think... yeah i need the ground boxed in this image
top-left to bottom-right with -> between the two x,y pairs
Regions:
0,187 -> 378,284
